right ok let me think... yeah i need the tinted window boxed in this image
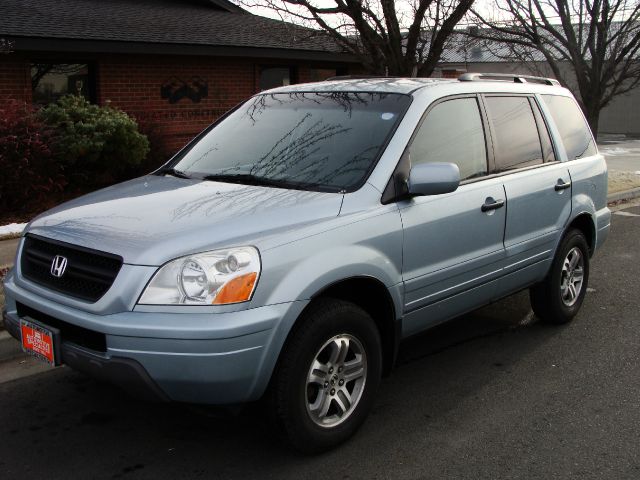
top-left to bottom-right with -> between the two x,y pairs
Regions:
410,98 -> 487,181
259,67 -> 292,90
485,96 -> 543,172
530,99 -> 556,163
173,92 -> 412,192
31,63 -> 94,105
542,95 -> 597,159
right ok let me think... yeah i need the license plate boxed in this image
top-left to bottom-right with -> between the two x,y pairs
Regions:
20,319 -> 59,366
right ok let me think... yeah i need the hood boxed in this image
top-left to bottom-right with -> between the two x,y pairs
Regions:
26,175 -> 344,265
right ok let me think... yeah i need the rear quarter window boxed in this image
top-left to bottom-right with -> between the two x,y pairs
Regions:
484,96 -> 544,172
541,95 -> 597,159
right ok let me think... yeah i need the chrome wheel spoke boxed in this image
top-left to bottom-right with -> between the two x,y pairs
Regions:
560,246 -> 585,307
334,390 -> 352,416
573,267 -> 584,283
310,389 -> 332,419
308,359 -> 329,385
343,355 -> 365,383
328,337 -> 349,366
305,333 -> 367,429
569,250 -> 581,270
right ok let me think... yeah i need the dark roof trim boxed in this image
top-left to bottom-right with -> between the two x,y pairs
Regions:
5,36 -> 357,63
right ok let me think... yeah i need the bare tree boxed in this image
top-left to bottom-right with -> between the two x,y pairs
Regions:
471,0 -> 640,138
237,1 -> 475,76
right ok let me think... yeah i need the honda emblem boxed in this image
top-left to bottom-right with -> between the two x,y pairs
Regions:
50,255 -> 68,278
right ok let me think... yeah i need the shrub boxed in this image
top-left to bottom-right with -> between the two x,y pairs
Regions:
134,117 -> 172,174
39,96 -> 150,188
0,100 -> 66,215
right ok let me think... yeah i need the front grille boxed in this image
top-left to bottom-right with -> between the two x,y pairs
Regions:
21,234 -> 123,302
17,302 -> 107,352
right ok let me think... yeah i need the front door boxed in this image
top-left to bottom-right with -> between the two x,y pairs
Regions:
398,96 -> 507,337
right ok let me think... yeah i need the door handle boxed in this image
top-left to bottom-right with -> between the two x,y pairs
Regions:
555,180 -> 572,191
481,198 -> 505,212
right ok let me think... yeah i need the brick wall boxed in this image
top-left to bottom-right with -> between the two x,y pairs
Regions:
98,55 -> 259,155
0,56 -> 31,102
0,53 -> 354,157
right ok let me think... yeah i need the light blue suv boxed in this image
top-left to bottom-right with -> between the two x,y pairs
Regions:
2,74 -> 610,452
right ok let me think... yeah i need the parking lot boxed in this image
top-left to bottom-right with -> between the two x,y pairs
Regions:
1,203 -> 639,479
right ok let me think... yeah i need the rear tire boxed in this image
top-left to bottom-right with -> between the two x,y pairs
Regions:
530,229 -> 590,324
267,298 -> 382,453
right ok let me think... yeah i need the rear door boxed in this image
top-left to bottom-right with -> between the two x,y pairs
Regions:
482,95 -> 572,295
399,96 -> 507,337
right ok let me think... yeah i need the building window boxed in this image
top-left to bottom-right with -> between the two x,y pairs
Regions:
259,66 -> 294,91
31,63 -> 94,105
309,68 -> 337,82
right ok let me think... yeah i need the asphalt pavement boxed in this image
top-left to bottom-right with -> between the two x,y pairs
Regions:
0,204 -> 639,478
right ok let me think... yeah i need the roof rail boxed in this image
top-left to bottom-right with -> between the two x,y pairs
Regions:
324,75 -> 388,81
458,72 -> 560,86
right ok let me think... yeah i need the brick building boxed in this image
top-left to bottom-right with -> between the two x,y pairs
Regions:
0,0 -> 357,155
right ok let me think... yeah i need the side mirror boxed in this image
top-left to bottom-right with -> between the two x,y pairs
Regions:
408,162 -> 460,196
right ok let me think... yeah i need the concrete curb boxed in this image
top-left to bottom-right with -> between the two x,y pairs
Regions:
607,187 -> 640,203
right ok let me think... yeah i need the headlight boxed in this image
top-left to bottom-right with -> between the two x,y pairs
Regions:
138,246 -> 261,305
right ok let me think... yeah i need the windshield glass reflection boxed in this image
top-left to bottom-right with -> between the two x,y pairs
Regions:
171,92 -> 411,192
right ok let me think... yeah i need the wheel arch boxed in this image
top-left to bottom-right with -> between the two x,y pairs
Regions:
309,276 -> 401,377
268,275 -> 401,388
566,212 -> 596,256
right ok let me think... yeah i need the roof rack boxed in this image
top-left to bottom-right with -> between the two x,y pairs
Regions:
458,72 -> 560,86
324,75 -> 389,81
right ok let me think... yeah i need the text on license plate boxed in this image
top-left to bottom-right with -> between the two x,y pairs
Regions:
20,320 -> 56,365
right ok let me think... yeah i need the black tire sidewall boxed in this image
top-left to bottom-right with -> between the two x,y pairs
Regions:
274,300 -> 382,452
548,230 -> 590,321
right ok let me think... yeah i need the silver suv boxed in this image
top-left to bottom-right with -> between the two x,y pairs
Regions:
2,74 -> 610,452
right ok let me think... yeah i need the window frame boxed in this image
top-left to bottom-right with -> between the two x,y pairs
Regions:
30,60 -> 97,105
480,93 -> 548,174
258,65 -> 298,91
529,96 -> 557,163
408,94 -> 492,183
381,93 -> 494,204
381,91 -> 575,205
540,93 -> 598,161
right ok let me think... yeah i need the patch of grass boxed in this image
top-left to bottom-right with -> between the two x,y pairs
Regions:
0,232 -> 22,242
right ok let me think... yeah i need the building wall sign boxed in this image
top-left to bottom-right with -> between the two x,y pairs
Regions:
161,76 -> 209,103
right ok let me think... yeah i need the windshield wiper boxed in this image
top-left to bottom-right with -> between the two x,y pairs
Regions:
159,167 -> 191,179
202,173 -> 302,189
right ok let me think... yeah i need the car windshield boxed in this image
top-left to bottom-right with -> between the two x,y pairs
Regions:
169,92 -> 412,192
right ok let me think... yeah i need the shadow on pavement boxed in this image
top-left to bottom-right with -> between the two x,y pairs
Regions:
0,289 -> 568,479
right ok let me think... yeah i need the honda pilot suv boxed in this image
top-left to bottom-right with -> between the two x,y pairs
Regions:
2,73 -> 610,452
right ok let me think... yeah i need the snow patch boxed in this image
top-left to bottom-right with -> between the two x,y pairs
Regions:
600,147 -> 631,156
0,223 -> 26,236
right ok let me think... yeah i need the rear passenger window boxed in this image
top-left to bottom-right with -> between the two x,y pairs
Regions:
410,97 -> 487,181
541,95 -> 597,159
484,96 -> 543,172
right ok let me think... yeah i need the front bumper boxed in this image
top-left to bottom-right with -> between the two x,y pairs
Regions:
3,272 -> 307,404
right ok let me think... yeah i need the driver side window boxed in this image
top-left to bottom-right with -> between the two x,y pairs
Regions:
410,97 -> 488,181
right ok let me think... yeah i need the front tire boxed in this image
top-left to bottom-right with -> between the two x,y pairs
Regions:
267,298 -> 382,453
530,229 -> 590,324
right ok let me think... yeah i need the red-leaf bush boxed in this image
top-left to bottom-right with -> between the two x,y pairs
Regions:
0,100 -> 66,217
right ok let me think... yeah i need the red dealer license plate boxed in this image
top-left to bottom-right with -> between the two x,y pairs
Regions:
20,319 -> 58,366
